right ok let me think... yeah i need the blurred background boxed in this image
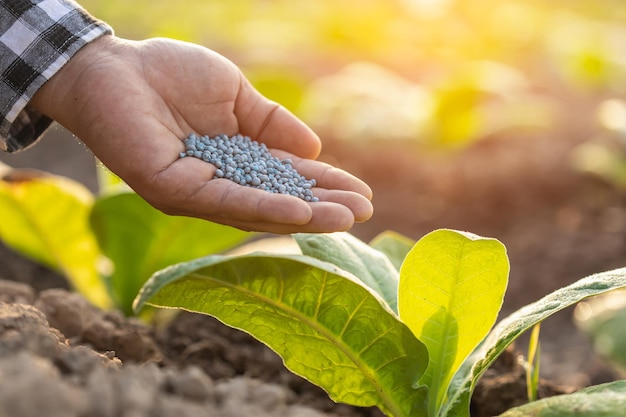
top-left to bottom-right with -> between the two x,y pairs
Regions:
2,0 -> 626,387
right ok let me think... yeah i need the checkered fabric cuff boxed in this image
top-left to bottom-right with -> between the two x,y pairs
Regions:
0,0 -> 113,153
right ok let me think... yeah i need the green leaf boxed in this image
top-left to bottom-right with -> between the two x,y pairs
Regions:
398,229 -> 509,416
442,267 -> 626,417
578,380 -> 626,395
90,192 -> 251,314
293,232 -> 400,313
369,230 -> 415,271
133,253 -> 430,417
497,380 -> 626,417
0,171 -> 110,308
526,324 -> 541,402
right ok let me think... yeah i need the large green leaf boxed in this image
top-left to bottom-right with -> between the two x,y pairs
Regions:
398,229 -> 509,416
0,170 -> 110,308
497,380 -> 626,417
369,230 -> 415,271
90,192 -> 251,314
442,267 -> 626,417
293,232 -> 400,312
133,253 -> 430,417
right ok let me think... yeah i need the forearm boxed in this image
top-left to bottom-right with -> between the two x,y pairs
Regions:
0,0 -> 112,153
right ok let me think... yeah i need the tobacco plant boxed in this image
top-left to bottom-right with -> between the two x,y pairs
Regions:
2,161 -> 626,415
0,163 -> 251,313
134,230 -> 626,416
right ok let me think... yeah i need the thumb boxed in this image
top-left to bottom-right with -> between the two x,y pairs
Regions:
234,77 -> 321,159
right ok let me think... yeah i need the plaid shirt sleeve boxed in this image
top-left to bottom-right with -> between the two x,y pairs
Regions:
0,0 -> 113,153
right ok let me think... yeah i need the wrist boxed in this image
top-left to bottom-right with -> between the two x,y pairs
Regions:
29,34 -> 120,127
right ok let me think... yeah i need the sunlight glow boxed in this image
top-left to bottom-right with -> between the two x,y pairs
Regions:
78,0 -> 626,147
402,0 -> 453,18
598,99 -> 626,132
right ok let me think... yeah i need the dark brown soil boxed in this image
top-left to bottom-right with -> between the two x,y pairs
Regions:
1,124 -> 625,416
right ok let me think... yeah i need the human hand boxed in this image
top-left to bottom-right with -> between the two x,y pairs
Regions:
30,35 -> 373,233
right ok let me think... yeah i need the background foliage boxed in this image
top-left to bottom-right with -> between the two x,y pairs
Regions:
81,0 -> 626,152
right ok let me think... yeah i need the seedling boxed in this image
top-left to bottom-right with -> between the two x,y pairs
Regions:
525,324 -> 541,402
2,162 -> 626,415
134,229 -> 626,416
0,163 -> 252,313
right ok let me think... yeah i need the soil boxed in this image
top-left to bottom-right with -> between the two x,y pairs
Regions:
1,123 -> 625,416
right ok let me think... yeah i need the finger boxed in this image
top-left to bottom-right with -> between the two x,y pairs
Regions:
207,201 -> 357,234
176,147 -> 373,223
269,149 -> 373,200
149,157 -> 362,233
147,156 -> 314,226
311,189 -> 374,223
306,201 -> 358,230
234,79 -> 321,159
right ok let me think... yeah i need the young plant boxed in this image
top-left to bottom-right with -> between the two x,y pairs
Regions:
0,163 -> 110,307
525,324 -> 541,402
134,229 -> 626,416
133,229 -> 503,416
0,163 -> 252,313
